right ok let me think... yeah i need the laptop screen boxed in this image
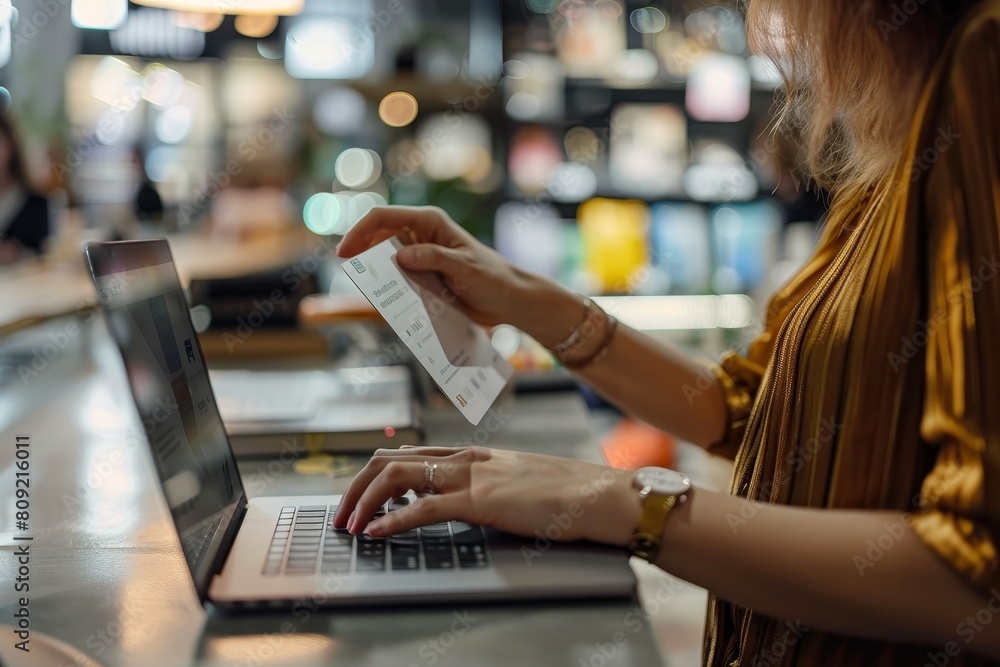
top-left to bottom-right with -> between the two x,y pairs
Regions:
85,239 -> 243,597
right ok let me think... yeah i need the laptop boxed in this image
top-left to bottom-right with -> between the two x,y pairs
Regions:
84,239 -> 636,608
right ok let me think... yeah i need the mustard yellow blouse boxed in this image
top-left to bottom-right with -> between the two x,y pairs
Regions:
703,4 -> 1000,665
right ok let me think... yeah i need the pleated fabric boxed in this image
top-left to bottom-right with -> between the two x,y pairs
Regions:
704,4 -> 1000,664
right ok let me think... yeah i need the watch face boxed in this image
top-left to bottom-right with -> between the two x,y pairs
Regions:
634,467 -> 691,496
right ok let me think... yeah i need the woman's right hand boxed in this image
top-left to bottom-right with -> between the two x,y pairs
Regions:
336,206 -> 581,347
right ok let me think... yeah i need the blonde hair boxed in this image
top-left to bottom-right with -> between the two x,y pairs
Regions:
745,0 -> 983,194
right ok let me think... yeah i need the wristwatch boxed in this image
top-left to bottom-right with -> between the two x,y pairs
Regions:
627,466 -> 691,561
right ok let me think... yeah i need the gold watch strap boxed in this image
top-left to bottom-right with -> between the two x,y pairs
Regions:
628,493 -> 677,561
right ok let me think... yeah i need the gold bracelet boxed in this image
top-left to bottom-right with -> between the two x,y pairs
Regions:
551,297 -> 603,356
561,315 -> 618,370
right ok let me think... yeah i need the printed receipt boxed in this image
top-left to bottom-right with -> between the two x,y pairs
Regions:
343,237 -> 512,424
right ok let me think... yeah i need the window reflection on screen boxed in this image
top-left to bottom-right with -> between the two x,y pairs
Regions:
91,247 -> 241,591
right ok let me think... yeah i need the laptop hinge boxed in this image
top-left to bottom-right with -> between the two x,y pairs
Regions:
200,493 -> 249,604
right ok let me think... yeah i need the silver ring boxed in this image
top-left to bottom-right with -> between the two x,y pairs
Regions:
422,461 -> 439,494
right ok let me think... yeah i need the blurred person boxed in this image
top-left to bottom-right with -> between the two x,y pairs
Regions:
131,148 -> 164,225
0,111 -> 49,262
335,1 -> 1000,666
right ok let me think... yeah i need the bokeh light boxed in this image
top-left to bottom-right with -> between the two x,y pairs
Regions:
155,105 -> 193,143
145,146 -> 182,182
564,126 -> 603,163
72,0 -> 128,30
257,40 -> 283,59
685,53 -> 751,122
95,109 -> 126,144
350,191 -> 386,223
302,192 -> 339,235
334,148 -> 382,189
501,59 -> 529,79
595,0 -> 623,19
505,92 -> 541,120
313,87 -> 365,135
141,63 -> 185,107
286,18 -> 374,79
547,162 -> 598,202
525,0 -> 558,13
614,49 -> 659,83
303,191 -> 385,236
90,57 -> 143,111
509,126 -> 562,194
629,7 -> 668,33
417,114 -> 491,182
378,91 -> 418,128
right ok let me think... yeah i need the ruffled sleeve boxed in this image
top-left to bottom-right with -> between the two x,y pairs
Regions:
704,351 -> 767,459
908,3 -> 1000,590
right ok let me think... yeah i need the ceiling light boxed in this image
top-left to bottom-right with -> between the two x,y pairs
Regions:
72,0 -> 128,30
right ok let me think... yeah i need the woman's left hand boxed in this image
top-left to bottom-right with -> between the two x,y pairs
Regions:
331,446 -> 640,548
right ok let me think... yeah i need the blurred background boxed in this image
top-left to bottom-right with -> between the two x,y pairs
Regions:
0,0 -> 828,370
0,5 -> 833,659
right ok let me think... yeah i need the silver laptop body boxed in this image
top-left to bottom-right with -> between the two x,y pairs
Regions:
84,238 -> 635,609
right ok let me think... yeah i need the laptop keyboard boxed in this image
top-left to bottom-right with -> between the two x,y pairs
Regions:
262,499 -> 490,576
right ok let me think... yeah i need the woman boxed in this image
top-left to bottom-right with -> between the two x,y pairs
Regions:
334,1 -> 1000,664
0,111 -> 49,262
